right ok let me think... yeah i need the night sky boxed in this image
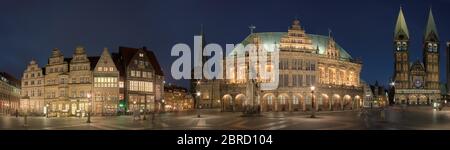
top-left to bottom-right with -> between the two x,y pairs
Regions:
1,0 -> 450,89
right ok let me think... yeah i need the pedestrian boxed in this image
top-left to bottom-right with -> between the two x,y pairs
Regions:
152,112 -> 155,123
15,109 -> 18,118
380,108 -> 386,121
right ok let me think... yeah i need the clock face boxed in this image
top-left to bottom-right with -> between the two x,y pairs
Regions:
415,79 -> 422,88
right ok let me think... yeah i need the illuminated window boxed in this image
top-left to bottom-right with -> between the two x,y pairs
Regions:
131,70 -> 136,77
94,77 -> 118,88
142,72 -> 147,78
293,96 -> 299,105
129,81 -> 153,92
268,96 -> 273,105
98,67 -> 103,72
280,96 -> 286,104
136,71 -> 141,77
109,67 -> 114,71
139,53 -> 144,57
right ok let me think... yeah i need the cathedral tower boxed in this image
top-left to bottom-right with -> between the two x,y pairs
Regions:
423,8 -> 440,90
393,7 -> 410,89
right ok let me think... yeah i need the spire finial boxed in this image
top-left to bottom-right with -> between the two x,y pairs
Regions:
394,6 -> 410,39
249,25 -> 256,34
424,6 -> 439,41
328,28 -> 332,38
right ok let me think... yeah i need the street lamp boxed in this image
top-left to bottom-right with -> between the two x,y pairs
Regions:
196,91 -> 201,118
143,95 -> 147,120
310,86 -> 316,118
45,103 -> 49,118
390,81 -> 396,105
161,99 -> 165,112
86,93 -> 92,123
132,101 -> 138,120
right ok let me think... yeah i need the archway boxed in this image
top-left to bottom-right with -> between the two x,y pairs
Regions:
320,94 -> 330,111
222,95 -> 233,111
396,95 -> 406,104
332,94 -> 341,111
343,95 -> 352,110
262,93 -> 275,112
354,95 -> 362,109
292,94 -> 303,111
409,95 -> 418,105
235,94 -> 246,112
278,94 -> 289,111
419,95 -> 427,105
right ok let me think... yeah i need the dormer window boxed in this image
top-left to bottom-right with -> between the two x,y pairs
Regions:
433,43 -> 438,52
139,53 -> 144,57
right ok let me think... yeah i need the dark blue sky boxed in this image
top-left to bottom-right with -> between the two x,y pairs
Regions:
1,0 -> 449,89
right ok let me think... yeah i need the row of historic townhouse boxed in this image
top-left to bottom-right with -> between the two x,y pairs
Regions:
20,46 -> 164,117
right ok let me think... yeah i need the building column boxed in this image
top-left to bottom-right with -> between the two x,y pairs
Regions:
328,98 -> 332,111
274,100 -> 278,112
288,98 -> 294,112
260,98 -> 264,112
302,98 -> 306,112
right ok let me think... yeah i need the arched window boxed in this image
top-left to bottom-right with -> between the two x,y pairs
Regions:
268,96 -> 273,105
428,43 -> 433,52
402,42 -> 407,50
280,96 -> 286,105
396,42 -> 401,51
433,43 -> 438,52
293,96 -> 299,105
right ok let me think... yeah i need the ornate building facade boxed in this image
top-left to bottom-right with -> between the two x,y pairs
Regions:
20,60 -> 45,115
196,19 -> 364,112
93,48 -> 119,116
392,8 -> 441,105
112,47 -> 165,114
0,72 -> 20,115
20,46 -> 164,116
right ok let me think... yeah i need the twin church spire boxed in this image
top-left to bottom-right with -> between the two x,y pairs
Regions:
393,6 -> 441,90
394,6 -> 439,42
394,7 -> 409,40
424,8 -> 439,42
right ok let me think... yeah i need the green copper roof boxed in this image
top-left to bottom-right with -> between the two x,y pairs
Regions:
230,32 -> 353,60
394,7 -> 410,39
424,8 -> 439,41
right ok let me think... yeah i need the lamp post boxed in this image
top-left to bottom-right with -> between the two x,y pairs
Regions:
132,101 -> 137,120
162,99 -> 165,111
143,94 -> 147,120
86,93 -> 92,123
390,81 -> 396,105
310,86 -> 316,118
196,91 -> 201,118
24,97 -> 30,127
45,103 -> 49,118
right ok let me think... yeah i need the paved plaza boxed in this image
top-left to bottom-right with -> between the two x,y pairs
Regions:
1,106 -> 450,130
